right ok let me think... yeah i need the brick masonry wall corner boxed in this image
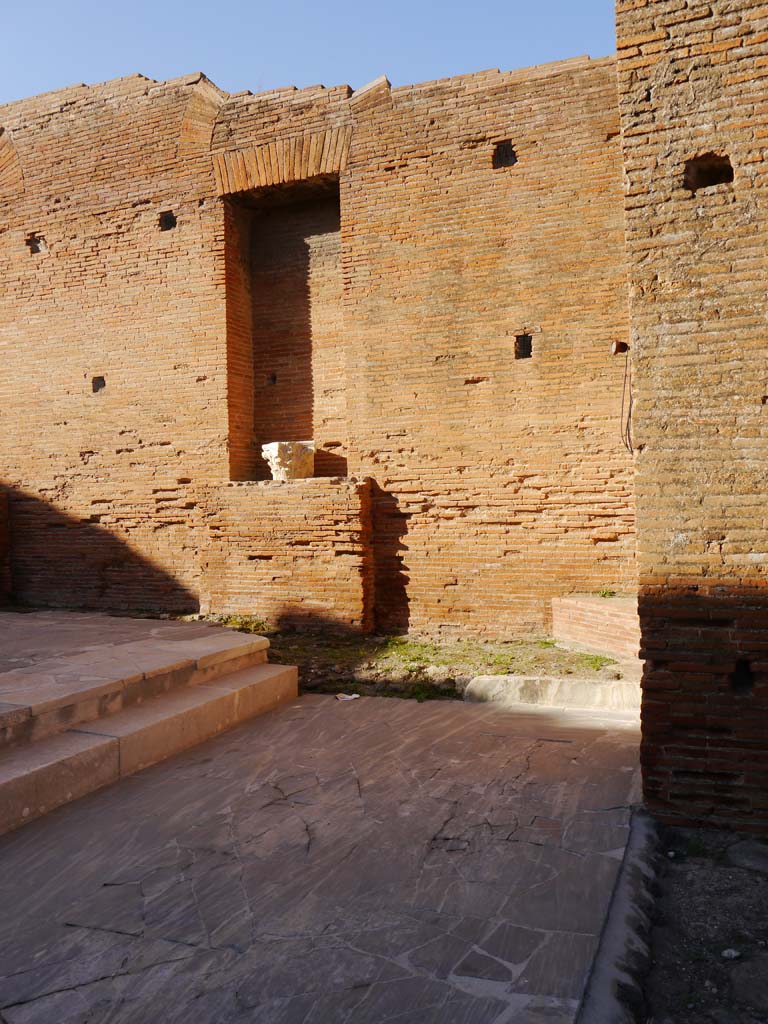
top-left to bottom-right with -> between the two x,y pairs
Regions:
616,0 -> 768,830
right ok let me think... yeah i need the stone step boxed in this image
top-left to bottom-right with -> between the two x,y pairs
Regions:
0,662 -> 298,835
0,631 -> 270,750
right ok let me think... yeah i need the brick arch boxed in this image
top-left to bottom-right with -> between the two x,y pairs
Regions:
212,126 -> 353,195
0,127 -> 24,197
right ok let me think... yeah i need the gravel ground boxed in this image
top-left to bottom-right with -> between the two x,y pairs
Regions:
260,629 -> 620,698
644,827 -> 768,1024
177,615 -> 632,700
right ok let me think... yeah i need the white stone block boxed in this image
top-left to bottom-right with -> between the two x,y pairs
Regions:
261,441 -> 315,482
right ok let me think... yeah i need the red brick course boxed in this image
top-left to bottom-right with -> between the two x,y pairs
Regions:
339,60 -> 637,635
199,478 -> 372,631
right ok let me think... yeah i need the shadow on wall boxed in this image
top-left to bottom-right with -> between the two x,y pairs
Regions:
0,483 -> 198,613
317,449 -> 349,477
250,208 -> 313,478
249,478 -> 409,637
273,607 -> 369,637
639,585 -> 768,830
370,482 -> 411,634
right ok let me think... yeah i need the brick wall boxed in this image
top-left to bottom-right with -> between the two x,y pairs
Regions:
199,478 -> 372,630
339,60 -> 637,634
210,57 -> 640,635
616,0 -> 768,829
0,60 -> 637,634
7,484 -> 198,611
551,594 -> 640,660
0,74 -> 228,609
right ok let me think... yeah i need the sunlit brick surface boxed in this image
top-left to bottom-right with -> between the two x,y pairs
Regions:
0,60 -> 636,635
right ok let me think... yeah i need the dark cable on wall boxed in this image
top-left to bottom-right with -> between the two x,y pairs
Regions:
620,349 -> 634,453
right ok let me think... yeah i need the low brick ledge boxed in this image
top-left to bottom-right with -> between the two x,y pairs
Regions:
552,594 -> 641,661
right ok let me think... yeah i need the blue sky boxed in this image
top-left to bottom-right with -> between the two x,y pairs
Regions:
1,0 -> 616,105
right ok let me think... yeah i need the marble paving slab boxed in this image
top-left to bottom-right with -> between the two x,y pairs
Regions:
0,694 -> 640,1023
0,612 -> 265,714
0,610 -> 233,675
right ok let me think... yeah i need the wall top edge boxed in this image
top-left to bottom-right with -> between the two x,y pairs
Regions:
0,53 -> 618,125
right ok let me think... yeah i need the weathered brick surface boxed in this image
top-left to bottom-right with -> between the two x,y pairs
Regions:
551,594 -> 640,659
616,0 -> 768,828
0,74 -> 228,610
199,478 -> 373,631
338,60 -> 636,634
0,60 -> 636,635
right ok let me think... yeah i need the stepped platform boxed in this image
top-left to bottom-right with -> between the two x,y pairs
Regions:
0,610 -> 297,834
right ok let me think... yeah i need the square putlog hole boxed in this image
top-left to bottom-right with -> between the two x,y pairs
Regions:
683,153 -> 734,192
25,232 -> 48,255
515,334 -> 533,359
492,140 -> 517,169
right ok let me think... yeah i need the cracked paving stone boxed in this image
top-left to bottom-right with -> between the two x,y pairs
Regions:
504,999 -> 581,1023
64,883 -> 145,937
142,879 -> 210,947
560,816 -> 630,856
407,932 -> 473,978
0,944 -> 212,1024
0,935 -> 193,1009
106,843 -> 193,886
0,695 -> 639,1023
479,922 -> 545,964
139,863 -> 181,899
349,976 -> 457,1019
347,919 -> 447,959
511,931 -> 599,1000
454,949 -> 516,982
2,988 -> 92,1024
501,849 -> 621,934
234,944 -> 408,1005
372,994 -> 510,1024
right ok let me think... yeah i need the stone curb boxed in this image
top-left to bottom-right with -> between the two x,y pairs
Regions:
576,809 -> 660,1024
464,673 -> 641,714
